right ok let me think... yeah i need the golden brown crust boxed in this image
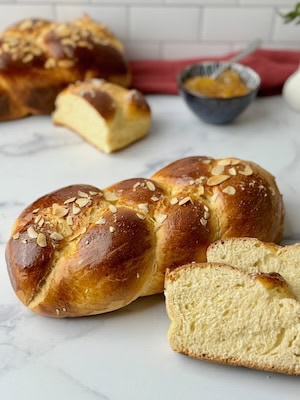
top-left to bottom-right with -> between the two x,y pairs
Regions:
5,156 -> 284,317
0,15 -> 131,121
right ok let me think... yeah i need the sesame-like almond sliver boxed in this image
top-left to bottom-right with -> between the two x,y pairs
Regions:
66,216 -> 73,226
170,197 -> 178,205
50,232 -> 64,241
146,181 -> 156,191
200,217 -> 208,226
37,233 -> 47,247
78,190 -> 89,198
228,167 -> 237,176
207,175 -> 230,186
239,165 -> 253,176
76,198 -> 90,208
222,186 -> 236,195
96,217 -> 106,225
109,204 -> 117,213
178,196 -> 191,206
136,213 -> 145,220
109,226 -> 116,233
12,232 -> 20,240
138,203 -> 149,213
104,191 -> 118,201
156,214 -> 167,224
211,165 -> 225,176
202,159 -> 211,164
217,159 -> 232,166
27,226 -> 38,239
53,205 -> 69,218
151,196 -> 159,202
64,197 -> 76,204
72,205 -> 81,215
32,208 -> 40,214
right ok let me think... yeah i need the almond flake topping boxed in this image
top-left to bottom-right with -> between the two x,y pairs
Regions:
217,159 -> 232,166
133,182 -> 141,191
64,197 -> 76,204
96,217 -> 106,225
104,191 -> 118,201
22,239 -> 28,244
78,190 -> 89,198
156,214 -> 167,224
89,191 -> 99,196
239,165 -> 253,176
32,208 -> 40,214
136,213 -> 145,220
170,197 -> 179,205
72,204 -> 81,215
66,216 -> 73,226
37,233 -> 47,247
202,159 -> 211,164
204,211 -> 210,219
207,175 -> 230,186
109,204 -> 117,213
269,186 -> 276,196
75,198 -> 90,208
146,181 -> 156,191
200,217 -> 208,226
34,215 -> 42,224
12,232 -> 20,240
138,203 -> 149,213
228,167 -> 237,176
109,226 -> 116,233
27,226 -> 38,239
230,159 -> 240,165
189,180 -> 195,185
50,232 -> 64,241
197,185 -> 205,195
204,205 -> 209,211
179,196 -> 191,206
53,204 -> 69,218
151,196 -> 160,202
211,165 -> 225,176
38,217 -> 44,227
222,186 -> 236,195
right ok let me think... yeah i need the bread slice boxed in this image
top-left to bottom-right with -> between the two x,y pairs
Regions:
207,238 -> 300,301
52,79 -> 151,153
165,263 -> 300,375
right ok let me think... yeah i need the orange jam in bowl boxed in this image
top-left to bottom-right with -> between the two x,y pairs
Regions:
184,69 -> 250,99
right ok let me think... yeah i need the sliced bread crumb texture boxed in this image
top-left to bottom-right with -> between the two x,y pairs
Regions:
165,263 -> 300,375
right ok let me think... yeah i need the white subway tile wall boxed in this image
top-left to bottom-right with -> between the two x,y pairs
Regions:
0,1 -> 299,60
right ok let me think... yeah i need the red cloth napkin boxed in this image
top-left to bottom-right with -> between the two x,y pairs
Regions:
129,49 -> 300,96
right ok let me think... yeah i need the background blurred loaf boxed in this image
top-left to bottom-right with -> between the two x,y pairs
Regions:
5,156 -> 284,317
0,15 -> 131,121
52,79 -> 151,153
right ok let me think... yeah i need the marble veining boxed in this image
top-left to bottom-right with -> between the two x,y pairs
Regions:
1,95 -> 300,400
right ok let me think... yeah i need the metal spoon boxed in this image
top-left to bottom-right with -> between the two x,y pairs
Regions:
211,38 -> 262,80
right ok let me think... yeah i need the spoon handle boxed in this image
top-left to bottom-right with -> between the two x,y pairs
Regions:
211,38 -> 262,80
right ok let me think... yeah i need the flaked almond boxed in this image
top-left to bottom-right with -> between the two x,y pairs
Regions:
50,232 -> 64,241
138,203 -> 149,213
239,165 -> 253,176
230,159 -> 240,165
156,214 -> 167,224
151,196 -> 160,202
38,217 -> 44,227
189,180 -> 195,185
78,190 -> 89,198
211,165 -> 225,176
207,175 -> 230,186
170,197 -> 179,205
202,159 -> 212,164
109,226 -> 116,233
136,213 -> 145,220
34,214 -> 42,224
217,159 -> 232,166
66,216 -> 73,226
104,191 -> 118,201
64,197 -> 76,204
22,53 -> 34,63
195,176 -> 206,184
53,204 -> 69,218
133,182 -> 141,191
75,198 -> 90,208
197,185 -> 205,195
200,217 -> 208,226
204,211 -> 210,220
37,233 -> 47,247
32,208 -> 40,214
27,226 -> 38,239
109,204 -> 117,213
178,196 -> 191,206
146,181 -> 156,191
72,204 -> 81,215
222,186 -> 236,195
96,217 -> 106,225
44,58 -> 56,69
228,167 -> 237,176
12,232 -> 20,240
89,191 -> 99,196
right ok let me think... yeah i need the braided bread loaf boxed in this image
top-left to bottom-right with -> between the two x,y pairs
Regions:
5,156 -> 284,317
0,15 -> 130,121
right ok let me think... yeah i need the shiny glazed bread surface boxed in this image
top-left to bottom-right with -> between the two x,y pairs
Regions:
5,156 -> 284,317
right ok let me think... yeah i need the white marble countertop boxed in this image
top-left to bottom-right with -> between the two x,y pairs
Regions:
1,95 -> 300,399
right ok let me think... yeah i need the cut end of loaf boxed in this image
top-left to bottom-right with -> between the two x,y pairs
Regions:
165,263 -> 300,375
